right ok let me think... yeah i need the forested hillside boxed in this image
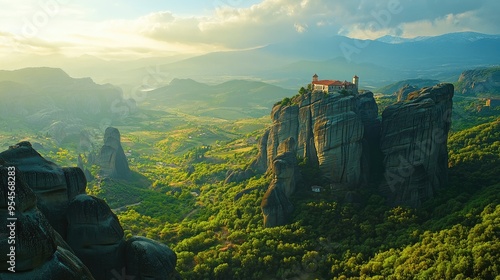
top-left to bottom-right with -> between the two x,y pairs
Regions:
106,118 -> 499,279
1,69 -> 498,279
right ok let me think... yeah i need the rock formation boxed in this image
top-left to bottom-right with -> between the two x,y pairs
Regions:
253,90 -> 382,227
379,83 -> 454,207
255,83 -> 453,226
66,194 -> 126,279
258,90 -> 380,189
0,141 -> 87,237
357,91 -> 383,185
261,151 -> 298,227
0,142 -> 179,279
0,166 -> 94,279
98,127 -> 130,179
125,236 -> 178,279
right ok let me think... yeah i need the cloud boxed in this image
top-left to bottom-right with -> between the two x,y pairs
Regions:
294,23 -> 308,33
137,0 -> 347,48
334,0 -> 500,38
138,0 -> 500,48
0,0 -> 498,60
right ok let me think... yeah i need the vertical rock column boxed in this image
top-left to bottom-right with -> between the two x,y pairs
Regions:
98,127 -> 130,179
379,83 -> 454,206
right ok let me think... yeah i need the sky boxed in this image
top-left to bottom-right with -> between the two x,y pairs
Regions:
0,0 -> 499,60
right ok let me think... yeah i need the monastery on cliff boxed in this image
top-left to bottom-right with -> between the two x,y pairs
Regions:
311,74 -> 359,94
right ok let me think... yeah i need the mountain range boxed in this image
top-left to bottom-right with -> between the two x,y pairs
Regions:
3,32 -> 499,91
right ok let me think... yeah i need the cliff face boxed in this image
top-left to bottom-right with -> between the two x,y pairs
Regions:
379,83 -> 454,207
98,127 -> 131,179
261,91 -> 380,189
0,142 -> 179,279
256,91 -> 380,228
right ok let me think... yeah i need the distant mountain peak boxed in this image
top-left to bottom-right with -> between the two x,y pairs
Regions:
375,35 -> 429,44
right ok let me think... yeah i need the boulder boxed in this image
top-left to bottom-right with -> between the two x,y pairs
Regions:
66,194 -> 125,280
0,143 -> 179,279
125,236 -> 180,279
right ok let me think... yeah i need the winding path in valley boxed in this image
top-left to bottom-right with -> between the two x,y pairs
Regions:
111,201 -> 142,212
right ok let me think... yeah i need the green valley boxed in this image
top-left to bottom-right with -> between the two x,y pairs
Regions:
1,67 -> 498,279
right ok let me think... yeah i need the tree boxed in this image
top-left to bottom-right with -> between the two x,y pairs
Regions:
281,97 -> 291,106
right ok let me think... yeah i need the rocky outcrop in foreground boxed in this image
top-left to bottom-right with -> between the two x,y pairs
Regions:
380,83 -> 454,207
0,166 -> 94,279
0,141 -> 86,237
0,142 -> 179,279
98,127 -> 130,179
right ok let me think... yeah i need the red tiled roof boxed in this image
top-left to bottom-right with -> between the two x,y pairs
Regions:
312,80 -> 354,86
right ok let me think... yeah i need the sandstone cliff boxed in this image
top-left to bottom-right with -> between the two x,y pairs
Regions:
98,127 -> 131,179
0,142 -> 179,279
379,83 -> 454,207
